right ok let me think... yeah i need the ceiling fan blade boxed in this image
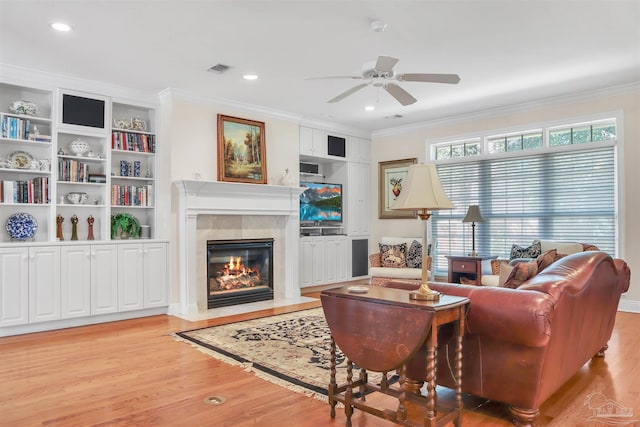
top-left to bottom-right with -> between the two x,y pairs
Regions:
375,56 -> 399,73
398,73 -> 461,84
305,75 -> 363,80
384,83 -> 417,106
328,82 -> 370,103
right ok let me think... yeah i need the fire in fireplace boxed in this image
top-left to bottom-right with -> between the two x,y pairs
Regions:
207,238 -> 274,308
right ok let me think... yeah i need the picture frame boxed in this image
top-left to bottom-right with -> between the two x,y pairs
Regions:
378,158 -> 417,219
217,114 -> 267,184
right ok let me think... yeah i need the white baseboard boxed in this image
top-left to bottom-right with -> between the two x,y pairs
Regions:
0,307 -> 168,337
618,298 -> 640,313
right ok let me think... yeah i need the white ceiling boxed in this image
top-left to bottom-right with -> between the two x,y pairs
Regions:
1,1 -> 639,133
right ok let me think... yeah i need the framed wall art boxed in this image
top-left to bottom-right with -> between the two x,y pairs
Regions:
378,158 -> 417,219
217,114 -> 267,184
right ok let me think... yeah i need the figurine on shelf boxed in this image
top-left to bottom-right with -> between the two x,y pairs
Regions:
56,214 -> 64,241
70,215 -> 79,241
87,215 -> 95,241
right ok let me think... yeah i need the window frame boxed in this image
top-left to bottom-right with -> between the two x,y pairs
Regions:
425,111 -> 624,275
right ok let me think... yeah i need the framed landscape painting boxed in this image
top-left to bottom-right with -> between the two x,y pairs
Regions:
378,158 -> 417,219
217,114 -> 267,184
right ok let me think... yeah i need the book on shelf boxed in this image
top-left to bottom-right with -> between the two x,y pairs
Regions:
111,131 -> 156,153
111,183 -> 153,206
0,177 -> 49,204
88,174 -> 107,183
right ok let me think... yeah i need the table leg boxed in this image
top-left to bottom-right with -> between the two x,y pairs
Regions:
329,335 -> 337,419
454,306 -> 465,427
424,324 -> 437,427
359,368 -> 367,401
345,360 -> 354,427
396,364 -> 407,422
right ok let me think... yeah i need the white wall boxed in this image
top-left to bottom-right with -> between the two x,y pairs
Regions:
162,92 -> 300,306
370,87 -> 640,309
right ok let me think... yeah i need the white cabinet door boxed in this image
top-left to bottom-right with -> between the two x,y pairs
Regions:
347,137 -> 371,163
299,238 -> 314,287
300,126 -> 327,158
325,237 -> 348,283
143,242 -> 168,308
348,163 -> 370,236
91,244 -> 118,315
117,244 -> 144,311
299,237 -> 326,287
60,245 -> 91,319
0,247 -> 29,326
300,126 -> 314,157
29,246 -> 61,323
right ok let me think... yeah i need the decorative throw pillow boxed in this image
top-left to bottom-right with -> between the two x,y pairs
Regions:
536,249 -> 557,272
406,240 -> 422,268
502,260 -> 538,289
498,263 -> 515,286
379,243 -> 407,268
510,240 -> 542,260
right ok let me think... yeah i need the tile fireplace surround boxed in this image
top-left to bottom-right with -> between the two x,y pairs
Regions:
173,180 -> 312,320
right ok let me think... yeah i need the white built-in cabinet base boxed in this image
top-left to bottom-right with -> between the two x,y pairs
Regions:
0,240 -> 169,337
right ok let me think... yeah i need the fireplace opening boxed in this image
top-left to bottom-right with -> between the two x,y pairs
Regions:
207,238 -> 274,309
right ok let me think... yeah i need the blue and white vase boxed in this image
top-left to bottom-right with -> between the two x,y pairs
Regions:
120,160 -> 129,177
133,161 -> 141,177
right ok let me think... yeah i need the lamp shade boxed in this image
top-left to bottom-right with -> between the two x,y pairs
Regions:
463,205 -> 484,223
391,163 -> 455,211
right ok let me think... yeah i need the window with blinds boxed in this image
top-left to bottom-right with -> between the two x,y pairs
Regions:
431,144 -> 616,274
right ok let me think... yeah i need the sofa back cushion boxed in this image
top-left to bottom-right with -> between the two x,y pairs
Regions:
540,240 -> 584,255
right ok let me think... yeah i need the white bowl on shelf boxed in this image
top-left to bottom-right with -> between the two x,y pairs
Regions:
69,139 -> 90,156
67,192 -> 89,204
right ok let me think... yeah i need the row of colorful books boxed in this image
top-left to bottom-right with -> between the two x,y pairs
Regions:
1,116 -> 51,142
111,184 -> 154,207
0,178 -> 49,204
111,131 -> 156,153
58,159 -> 92,182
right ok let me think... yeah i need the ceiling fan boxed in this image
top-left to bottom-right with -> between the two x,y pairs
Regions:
309,55 -> 461,106
307,21 -> 460,106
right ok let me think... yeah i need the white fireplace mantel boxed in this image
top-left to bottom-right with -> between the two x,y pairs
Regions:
174,180 -> 303,315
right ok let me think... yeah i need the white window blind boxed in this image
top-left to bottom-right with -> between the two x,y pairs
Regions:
431,144 -> 616,274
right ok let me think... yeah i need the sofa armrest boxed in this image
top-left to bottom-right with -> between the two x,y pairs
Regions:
369,253 -> 382,268
428,282 -> 554,348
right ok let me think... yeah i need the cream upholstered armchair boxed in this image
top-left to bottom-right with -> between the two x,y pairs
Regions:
369,237 -> 433,286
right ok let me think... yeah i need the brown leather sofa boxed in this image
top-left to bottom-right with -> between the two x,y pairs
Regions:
383,251 -> 631,426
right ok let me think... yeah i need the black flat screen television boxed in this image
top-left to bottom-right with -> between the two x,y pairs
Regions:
300,182 -> 342,224
62,94 -> 106,129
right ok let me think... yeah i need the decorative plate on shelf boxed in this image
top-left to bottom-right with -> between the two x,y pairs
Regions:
5,212 -> 38,240
7,151 -> 35,169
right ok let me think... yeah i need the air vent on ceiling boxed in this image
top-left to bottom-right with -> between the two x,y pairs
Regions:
208,64 -> 231,73
385,114 -> 404,119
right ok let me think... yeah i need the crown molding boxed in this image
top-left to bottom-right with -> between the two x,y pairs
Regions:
0,63 -> 158,105
160,87 -> 302,123
372,81 -> 640,138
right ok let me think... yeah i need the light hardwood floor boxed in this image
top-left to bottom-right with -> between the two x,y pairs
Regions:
1,287 -> 638,427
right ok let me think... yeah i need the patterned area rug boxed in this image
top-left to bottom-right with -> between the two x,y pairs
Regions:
174,308 -> 390,401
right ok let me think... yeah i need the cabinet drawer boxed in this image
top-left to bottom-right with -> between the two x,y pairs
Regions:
451,261 -> 477,273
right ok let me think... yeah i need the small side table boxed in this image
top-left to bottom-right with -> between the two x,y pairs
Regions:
321,286 -> 469,427
447,255 -> 488,284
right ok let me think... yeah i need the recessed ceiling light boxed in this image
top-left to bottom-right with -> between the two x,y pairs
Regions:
51,22 -> 72,32
242,74 -> 258,81
364,105 -> 375,111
